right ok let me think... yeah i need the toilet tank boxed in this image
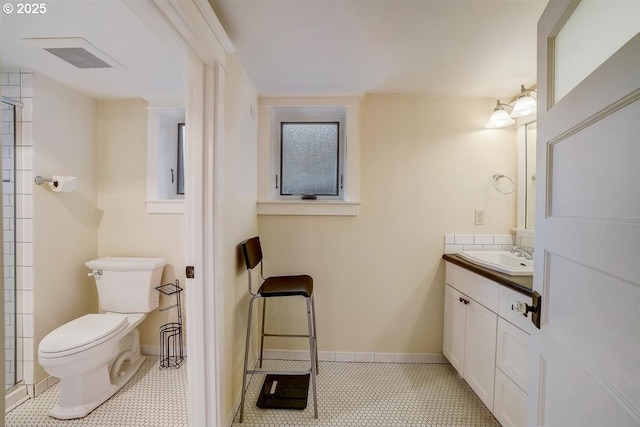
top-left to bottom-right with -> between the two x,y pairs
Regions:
85,257 -> 168,314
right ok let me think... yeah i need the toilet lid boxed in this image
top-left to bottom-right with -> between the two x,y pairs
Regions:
39,314 -> 128,357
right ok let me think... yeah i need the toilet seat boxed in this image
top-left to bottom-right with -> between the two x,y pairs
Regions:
39,314 -> 128,358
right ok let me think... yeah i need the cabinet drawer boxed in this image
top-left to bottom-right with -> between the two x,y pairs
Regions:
496,317 -> 530,391
446,263 -> 499,313
494,368 -> 527,427
498,286 -> 536,334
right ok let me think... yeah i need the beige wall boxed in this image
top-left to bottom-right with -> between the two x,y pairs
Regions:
96,99 -> 185,349
257,95 -> 517,354
33,74 -> 100,383
219,55 -> 259,424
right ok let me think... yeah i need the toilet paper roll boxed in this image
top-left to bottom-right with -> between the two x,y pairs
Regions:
49,175 -> 78,193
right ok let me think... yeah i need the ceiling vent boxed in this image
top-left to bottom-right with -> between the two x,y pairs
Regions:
22,37 -> 125,70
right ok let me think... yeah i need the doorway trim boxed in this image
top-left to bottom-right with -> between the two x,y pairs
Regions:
130,2 -> 234,425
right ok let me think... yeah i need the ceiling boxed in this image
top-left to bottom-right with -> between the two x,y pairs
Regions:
0,0 -> 186,101
1,1 -> 547,101
210,0 -> 548,99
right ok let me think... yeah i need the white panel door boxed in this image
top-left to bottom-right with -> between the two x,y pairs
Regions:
530,2 -> 640,426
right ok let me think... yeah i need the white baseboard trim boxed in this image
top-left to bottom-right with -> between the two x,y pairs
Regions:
4,376 -> 62,413
141,345 -> 188,357
229,391 -> 243,427
5,384 -> 29,413
262,349 -> 448,364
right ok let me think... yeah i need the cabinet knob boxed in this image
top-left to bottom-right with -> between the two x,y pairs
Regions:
459,297 -> 469,305
512,300 -> 536,315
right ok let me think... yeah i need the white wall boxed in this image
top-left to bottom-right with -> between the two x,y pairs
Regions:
219,55 -> 259,425
96,99 -> 185,350
256,95 -> 517,355
32,74 -> 99,384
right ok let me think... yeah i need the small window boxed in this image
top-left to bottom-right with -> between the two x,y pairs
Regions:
272,106 -> 346,200
176,123 -> 185,195
280,122 -> 339,196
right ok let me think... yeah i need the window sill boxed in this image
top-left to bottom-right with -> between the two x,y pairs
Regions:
257,200 -> 360,216
145,199 -> 185,214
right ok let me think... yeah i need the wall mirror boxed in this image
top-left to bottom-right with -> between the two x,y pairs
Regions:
516,119 -> 537,231
525,121 -> 536,229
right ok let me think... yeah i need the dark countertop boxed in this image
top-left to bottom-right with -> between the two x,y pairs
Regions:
442,254 -> 533,296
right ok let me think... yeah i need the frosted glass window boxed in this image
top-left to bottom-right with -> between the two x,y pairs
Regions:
176,123 -> 185,195
281,122 -> 339,195
554,1 -> 640,103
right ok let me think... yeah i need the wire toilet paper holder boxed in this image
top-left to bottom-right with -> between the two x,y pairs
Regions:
156,280 -> 184,369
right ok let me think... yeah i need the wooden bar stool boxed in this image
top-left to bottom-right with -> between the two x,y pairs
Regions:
239,236 -> 318,422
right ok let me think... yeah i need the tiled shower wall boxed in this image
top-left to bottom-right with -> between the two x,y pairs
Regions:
1,70 -> 35,392
1,85 -> 17,389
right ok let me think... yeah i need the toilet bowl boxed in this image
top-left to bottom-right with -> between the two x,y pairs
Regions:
38,257 -> 167,419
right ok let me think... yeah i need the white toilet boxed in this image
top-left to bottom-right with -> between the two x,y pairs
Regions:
38,257 -> 168,419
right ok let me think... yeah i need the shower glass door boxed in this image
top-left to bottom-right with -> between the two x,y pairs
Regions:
1,98 -> 19,391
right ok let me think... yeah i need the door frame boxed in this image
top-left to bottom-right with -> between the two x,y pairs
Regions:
132,2 -> 234,425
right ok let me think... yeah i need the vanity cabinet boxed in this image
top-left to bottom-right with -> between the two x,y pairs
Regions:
443,284 -> 498,409
443,265 -> 498,410
443,261 -> 532,427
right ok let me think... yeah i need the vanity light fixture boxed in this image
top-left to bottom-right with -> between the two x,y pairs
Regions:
510,84 -> 537,118
485,100 -> 515,128
485,84 -> 537,128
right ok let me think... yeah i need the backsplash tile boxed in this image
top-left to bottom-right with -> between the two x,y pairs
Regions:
516,235 -> 534,250
444,233 -> 515,254
454,234 -> 474,244
494,234 -> 515,245
474,234 -> 494,244
443,244 -> 464,254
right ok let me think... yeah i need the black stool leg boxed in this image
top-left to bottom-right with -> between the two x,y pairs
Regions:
311,294 -> 319,374
259,299 -> 267,368
239,294 -> 258,423
306,297 -> 318,418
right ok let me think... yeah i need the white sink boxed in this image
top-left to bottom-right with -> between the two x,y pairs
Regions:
456,251 -> 533,276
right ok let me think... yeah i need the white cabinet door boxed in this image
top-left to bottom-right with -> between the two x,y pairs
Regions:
463,299 -> 497,411
496,317 -> 529,392
443,284 -> 466,375
494,368 -> 527,427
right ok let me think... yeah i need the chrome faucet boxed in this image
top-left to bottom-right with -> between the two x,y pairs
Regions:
511,245 -> 534,260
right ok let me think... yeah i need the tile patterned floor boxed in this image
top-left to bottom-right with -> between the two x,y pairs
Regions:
5,356 -> 188,427
5,358 -> 499,427
232,360 -> 500,427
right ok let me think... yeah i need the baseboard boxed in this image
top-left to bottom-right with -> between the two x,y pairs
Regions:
5,384 -> 29,413
141,345 -> 188,357
262,349 -> 448,364
228,391 -> 243,427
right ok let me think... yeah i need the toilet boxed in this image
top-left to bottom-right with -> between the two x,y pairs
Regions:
38,257 -> 168,419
